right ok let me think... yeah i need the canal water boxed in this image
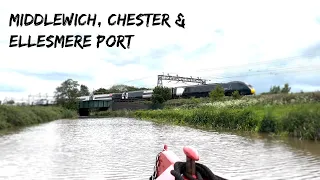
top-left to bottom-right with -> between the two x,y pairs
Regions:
0,118 -> 320,180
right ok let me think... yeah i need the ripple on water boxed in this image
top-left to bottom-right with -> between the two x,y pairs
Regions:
0,118 -> 320,180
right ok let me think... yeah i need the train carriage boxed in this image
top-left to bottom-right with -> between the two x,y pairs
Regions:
93,94 -> 112,100
77,81 -> 255,102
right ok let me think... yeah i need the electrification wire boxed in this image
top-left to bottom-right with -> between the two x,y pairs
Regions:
105,66 -> 319,88
97,54 -> 320,89
220,69 -> 320,79
204,65 -> 320,79
98,76 -> 153,90
206,67 -> 320,80
165,54 -> 319,77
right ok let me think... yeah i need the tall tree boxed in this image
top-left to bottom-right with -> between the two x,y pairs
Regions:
6,100 -> 15,105
281,83 -> 291,94
79,84 -> 90,96
93,88 -> 110,94
151,86 -> 171,104
269,85 -> 281,94
54,79 -> 80,109
93,84 -> 149,94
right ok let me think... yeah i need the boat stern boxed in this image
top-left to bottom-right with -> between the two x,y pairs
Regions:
156,145 -> 180,178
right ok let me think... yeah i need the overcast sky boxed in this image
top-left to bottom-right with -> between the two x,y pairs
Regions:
0,0 -> 320,101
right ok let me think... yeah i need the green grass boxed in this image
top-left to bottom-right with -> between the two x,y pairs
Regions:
0,105 -> 77,130
163,91 -> 320,109
133,103 -> 320,140
89,91 -> 320,141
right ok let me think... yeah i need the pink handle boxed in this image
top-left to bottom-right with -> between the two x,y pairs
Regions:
183,146 -> 199,161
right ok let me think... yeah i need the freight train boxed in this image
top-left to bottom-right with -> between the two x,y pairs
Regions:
77,81 -> 255,101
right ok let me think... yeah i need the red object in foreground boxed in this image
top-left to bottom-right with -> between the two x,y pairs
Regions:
183,146 -> 199,161
151,145 -> 227,180
155,145 -> 179,180
163,144 -> 168,150
154,145 -> 199,180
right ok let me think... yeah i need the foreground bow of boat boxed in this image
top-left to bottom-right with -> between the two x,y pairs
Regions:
149,145 -> 228,180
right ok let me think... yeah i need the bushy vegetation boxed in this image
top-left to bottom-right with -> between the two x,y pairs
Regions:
85,81 -> 320,141
209,84 -> 225,101
151,86 -> 172,108
134,103 -> 320,140
163,91 -> 320,109
231,90 -> 241,99
0,105 -> 77,130
262,83 -> 291,95
93,84 -> 149,94
55,79 -> 90,110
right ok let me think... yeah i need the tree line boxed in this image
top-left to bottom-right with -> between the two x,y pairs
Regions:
54,79 -> 152,110
53,78 -> 293,110
1,79 -> 293,107
261,83 -> 291,95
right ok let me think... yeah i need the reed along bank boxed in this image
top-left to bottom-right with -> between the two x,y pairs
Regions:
0,105 -> 77,130
95,92 -> 320,141
133,103 -> 320,140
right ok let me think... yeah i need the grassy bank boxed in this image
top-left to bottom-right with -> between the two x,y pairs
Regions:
92,103 -> 320,140
90,92 -> 320,140
0,105 -> 77,130
134,103 -> 320,140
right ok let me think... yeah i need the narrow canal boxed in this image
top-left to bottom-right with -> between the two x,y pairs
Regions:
1,118 -> 320,180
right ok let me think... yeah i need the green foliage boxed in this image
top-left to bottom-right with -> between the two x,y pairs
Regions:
190,97 -> 201,104
231,91 -> 241,99
93,84 -> 149,94
281,83 -> 291,94
268,83 -> 291,94
55,78 -> 151,110
281,105 -> 320,140
133,103 -> 320,140
162,91 -> 320,110
0,105 -> 77,130
79,85 -> 90,96
93,88 -> 109,94
260,92 -> 269,95
258,109 -> 277,133
151,86 -> 171,105
311,91 -> 320,101
54,79 -> 94,110
5,100 -> 15,105
54,79 -> 81,110
209,85 -> 225,102
269,85 -> 281,94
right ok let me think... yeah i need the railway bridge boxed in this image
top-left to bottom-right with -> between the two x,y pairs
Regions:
78,99 -> 150,116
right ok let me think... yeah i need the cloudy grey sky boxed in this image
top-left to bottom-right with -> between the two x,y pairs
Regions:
0,0 -> 320,100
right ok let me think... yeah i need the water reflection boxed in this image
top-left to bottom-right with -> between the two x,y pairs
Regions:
0,118 -> 320,180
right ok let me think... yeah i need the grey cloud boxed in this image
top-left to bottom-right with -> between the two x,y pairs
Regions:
14,70 -> 92,81
301,42 -> 320,58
